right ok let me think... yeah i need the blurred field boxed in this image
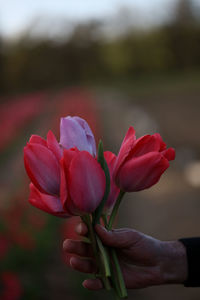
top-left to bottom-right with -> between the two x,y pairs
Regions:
0,0 -> 200,299
0,78 -> 200,299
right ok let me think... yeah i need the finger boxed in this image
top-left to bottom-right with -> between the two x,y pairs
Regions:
70,256 -> 97,274
76,222 -> 88,236
95,225 -> 142,248
63,239 -> 92,257
82,279 -> 103,290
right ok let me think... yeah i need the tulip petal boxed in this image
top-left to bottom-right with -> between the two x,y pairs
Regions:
60,158 -> 77,215
24,143 -> 60,195
116,152 -> 169,192
60,116 -> 96,156
60,158 -> 68,206
61,148 -> 84,216
29,184 -> 51,213
153,133 -> 166,151
68,151 -> 105,214
114,126 -> 136,172
47,130 -> 62,161
162,147 -> 175,161
29,135 -> 47,147
122,126 -> 136,144
104,151 -> 120,211
61,148 -> 81,215
73,116 -> 96,156
129,134 -> 161,158
63,148 -> 79,170
29,184 -> 69,217
104,151 -> 116,166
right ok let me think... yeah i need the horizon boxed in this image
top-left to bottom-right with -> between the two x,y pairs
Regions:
1,0 -> 178,38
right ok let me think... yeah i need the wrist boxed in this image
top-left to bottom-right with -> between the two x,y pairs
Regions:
160,240 -> 188,284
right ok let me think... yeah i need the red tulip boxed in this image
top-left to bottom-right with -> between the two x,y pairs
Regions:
24,131 -> 62,195
60,148 -> 106,215
0,235 -> 10,260
113,127 -> 175,192
0,272 -> 22,300
103,151 -> 120,212
24,131 -> 69,217
29,183 -> 70,217
24,117 -> 105,217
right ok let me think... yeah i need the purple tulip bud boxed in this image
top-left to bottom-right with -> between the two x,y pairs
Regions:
60,116 -> 96,157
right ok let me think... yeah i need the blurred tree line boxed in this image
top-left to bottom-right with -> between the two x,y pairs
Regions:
0,0 -> 199,95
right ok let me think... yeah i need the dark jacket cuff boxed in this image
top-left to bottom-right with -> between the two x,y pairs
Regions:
179,238 -> 200,287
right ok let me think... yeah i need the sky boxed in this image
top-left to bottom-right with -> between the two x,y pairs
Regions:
0,0 -> 196,37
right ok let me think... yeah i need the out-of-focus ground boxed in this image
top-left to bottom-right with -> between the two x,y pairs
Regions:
94,79 -> 200,299
1,0 -> 200,299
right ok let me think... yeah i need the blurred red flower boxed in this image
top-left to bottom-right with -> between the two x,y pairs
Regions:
0,272 -> 22,300
0,235 -> 10,260
0,92 -> 47,152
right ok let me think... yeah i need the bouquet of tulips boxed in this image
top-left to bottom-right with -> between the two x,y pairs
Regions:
24,116 -> 175,299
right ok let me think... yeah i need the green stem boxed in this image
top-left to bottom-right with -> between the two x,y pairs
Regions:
111,286 -> 121,300
96,235 -> 111,277
102,213 -> 108,227
81,214 -> 97,252
81,214 -> 111,290
81,236 -> 91,244
108,190 -> 125,230
111,249 -> 128,298
106,191 -> 128,298
110,260 -> 123,299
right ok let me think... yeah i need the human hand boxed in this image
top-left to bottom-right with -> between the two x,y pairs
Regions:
63,223 -> 187,290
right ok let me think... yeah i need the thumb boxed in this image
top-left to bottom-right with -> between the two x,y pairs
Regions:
95,225 -> 141,248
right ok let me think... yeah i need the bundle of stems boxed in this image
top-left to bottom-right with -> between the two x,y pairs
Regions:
81,141 -> 128,299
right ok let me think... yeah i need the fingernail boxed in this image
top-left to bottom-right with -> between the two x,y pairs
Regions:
76,223 -> 83,234
70,257 -> 75,267
63,239 -> 72,251
82,280 -> 87,289
63,239 -> 68,250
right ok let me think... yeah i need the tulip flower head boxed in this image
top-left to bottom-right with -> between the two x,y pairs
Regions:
60,148 -> 105,215
24,131 -> 68,217
113,127 -> 175,192
24,116 -> 105,217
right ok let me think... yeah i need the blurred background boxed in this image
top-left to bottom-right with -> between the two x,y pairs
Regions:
0,0 -> 200,299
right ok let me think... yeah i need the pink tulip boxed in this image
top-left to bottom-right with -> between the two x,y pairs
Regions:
60,148 -> 106,215
103,151 -> 120,212
60,116 -> 96,157
113,127 -> 175,192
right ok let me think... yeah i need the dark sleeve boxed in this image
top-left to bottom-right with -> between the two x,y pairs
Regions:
179,237 -> 200,287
